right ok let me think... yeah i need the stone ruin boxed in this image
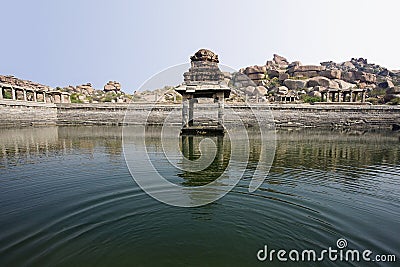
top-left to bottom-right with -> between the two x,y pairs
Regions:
237,54 -> 400,104
184,49 -> 225,83
176,49 -> 230,134
0,75 -> 70,103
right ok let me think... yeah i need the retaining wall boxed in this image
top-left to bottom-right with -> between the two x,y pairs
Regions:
1,100 -> 400,130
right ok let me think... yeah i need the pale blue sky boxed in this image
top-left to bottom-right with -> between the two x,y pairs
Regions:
1,0 -> 398,92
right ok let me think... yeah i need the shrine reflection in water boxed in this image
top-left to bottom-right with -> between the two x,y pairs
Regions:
0,126 -> 399,267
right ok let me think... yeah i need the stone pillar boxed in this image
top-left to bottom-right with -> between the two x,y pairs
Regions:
218,93 -> 224,126
0,86 -> 3,100
245,94 -> 248,102
182,96 -> 189,128
338,92 -> 341,102
11,87 -> 16,100
188,136 -> 194,160
217,135 -> 224,167
60,93 -> 64,103
188,98 -> 194,126
181,136 -> 188,158
362,91 -> 366,103
33,91 -> 37,102
23,89 -> 27,101
43,92 -> 46,103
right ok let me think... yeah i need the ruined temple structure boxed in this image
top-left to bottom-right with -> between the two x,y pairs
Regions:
0,75 -> 71,104
175,49 -> 231,135
320,88 -> 366,103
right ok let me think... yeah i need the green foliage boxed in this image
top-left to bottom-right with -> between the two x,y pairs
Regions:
365,97 -> 384,105
104,96 -> 113,102
301,95 -> 321,103
70,93 -> 83,103
388,98 -> 400,105
369,88 -> 386,97
3,90 -> 12,99
266,77 -> 280,88
103,92 -> 117,102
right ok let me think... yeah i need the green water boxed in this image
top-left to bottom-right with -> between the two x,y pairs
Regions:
0,126 -> 399,266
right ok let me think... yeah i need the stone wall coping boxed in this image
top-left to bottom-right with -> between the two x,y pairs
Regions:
0,99 -> 56,107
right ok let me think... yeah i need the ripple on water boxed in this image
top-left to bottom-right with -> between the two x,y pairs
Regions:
0,127 -> 399,266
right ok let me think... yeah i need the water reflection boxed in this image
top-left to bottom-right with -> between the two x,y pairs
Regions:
179,135 -> 230,186
1,126 -> 399,178
0,126 -> 123,169
0,126 -> 399,266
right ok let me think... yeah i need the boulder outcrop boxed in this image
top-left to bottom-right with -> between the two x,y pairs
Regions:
104,81 -> 122,92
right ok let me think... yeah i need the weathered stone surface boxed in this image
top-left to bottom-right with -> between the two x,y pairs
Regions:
247,73 -> 265,80
254,86 -> 268,96
103,81 -> 121,92
0,75 -> 52,91
244,86 -> 255,95
309,91 -> 322,98
277,86 -> 289,95
342,61 -> 355,69
307,76 -> 331,88
288,65 -> 326,73
378,80 -> 394,89
183,50 -> 225,83
299,90 -> 307,95
341,71 -> 357,83
288,61 -> 302,68
265,60 -> 274,68
292,71 -> 319,78
320,70 -> 342,79
273,54 -> 289,65
278,72 -> 290,81
267,69 -> 280,78
190,49 -> 219,63
341,70 -> 376,83
1,101 -> 400,129
329,80 -> 340,89
333,79 -> 356,90
355,71 -> 376,83
378,69 -> 390,76
284,79 -> 308,90
244,66 -> 266,75
313,86 -> 327,92
77,83 -> 95,95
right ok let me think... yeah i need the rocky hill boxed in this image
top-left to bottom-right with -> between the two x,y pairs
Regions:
235,54 -> 400,104
1,54 -> 399,104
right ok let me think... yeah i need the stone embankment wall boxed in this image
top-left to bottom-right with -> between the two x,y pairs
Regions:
261,104 -> 400,129
1,100 -> 400,130
0,100 -> 57,127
